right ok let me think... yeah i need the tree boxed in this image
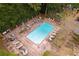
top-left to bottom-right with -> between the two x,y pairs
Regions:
28,3 -> 47,15
40,3 -> 47,14
0,4 -> 38,33
0,3 -> 79,33
43,50 -> 52,56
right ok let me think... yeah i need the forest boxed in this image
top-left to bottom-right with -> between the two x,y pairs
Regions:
0,3 -> 79,33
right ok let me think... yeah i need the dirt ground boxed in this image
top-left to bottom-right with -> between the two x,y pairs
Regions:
50,10 -> 79,56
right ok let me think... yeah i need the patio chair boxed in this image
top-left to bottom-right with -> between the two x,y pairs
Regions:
25,24 -> 31,30
9,37 -> 16,41
49,35 -> 55,41
32,21 -> 34,24
49,37 -> 52,41
2,31 -> 7,35
12,40 -> 20,45
16,43 -> 23,49
27,24 -> 31,28
19,46 -> 28,56
33,19 -> 37,23
51,32 -> 56,36
51,35 -> 55,38
19,50 -> 28,56
26,27 -> 30,30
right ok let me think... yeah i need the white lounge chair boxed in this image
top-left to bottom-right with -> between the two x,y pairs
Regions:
20,50 -> 28,56
49,37 -> 52,40
19,46 -> 28,55
16,43 -> 23,49
49,35 -> 55,41
2,31 -> 7,35
12,40 -> 20,45
50,35 -> 55,38
27,24 -> 31,28
12,34 -> 15,37
51,32 -> 56,36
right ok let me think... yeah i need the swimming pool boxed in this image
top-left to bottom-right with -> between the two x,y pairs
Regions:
27,22 -> 55,44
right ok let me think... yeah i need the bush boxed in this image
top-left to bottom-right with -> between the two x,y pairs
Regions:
43,51 -> 51,56
0,48 -> 16,56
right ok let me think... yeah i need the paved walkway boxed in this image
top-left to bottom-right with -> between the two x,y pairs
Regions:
3,17 -> 56,56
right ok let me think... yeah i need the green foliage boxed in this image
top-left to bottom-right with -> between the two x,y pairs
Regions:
28,3 -> 41,12
0,3 -> 79,33
45,3 -> 65,18
0,34 -> 16,56
0,4 -> 38,33
43,51 -> 51,56
0,48 -> 16,56
71,3 -> 79,8
47,4 -> 64,13
46,3 -> 79,18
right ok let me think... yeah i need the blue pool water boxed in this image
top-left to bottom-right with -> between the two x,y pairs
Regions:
27,22 -> 55,44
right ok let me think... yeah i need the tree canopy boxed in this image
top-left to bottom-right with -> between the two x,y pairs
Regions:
0,4 -> 38,33
0,3 -> 79,33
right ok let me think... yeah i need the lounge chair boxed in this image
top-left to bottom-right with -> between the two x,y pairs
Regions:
49,37 -> 52,41
12,40 -> 20,45
39,16 -> 42,19
25,24 -> 31,30
33,19 -> 37,23
19,46 -> 28,55
50,35 -> 55,39
35,19 -> 38,23
19,50 -> 28,56
11,34 -> 15,37
2,31 -> 7,35
38,19 -> 43,23
50,35 -> 55,38
26,24 -> 30,27
26,27 -> 30,30
8,37 -> 16,41
49,35 -> 55,40
31,22 -> 34,25
51,32 -> 56,36
16,43 -> 23,49
19,46 -> 27,52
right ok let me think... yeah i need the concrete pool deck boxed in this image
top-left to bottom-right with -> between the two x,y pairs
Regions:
3,17 -> 59,55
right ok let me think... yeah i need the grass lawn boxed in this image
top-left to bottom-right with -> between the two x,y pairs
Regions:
0,34 -> 16,56
43,51 -> 52,56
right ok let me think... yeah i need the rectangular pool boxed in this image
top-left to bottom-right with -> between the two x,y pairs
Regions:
27,22 -> 55,44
